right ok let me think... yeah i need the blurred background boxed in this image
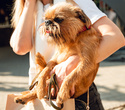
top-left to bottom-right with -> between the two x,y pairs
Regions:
0,0 -> 125,110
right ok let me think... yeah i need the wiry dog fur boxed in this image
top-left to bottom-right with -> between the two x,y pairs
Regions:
14,2 -> 102,106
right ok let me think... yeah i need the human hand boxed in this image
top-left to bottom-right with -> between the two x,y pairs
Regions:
49,55 -> 80,97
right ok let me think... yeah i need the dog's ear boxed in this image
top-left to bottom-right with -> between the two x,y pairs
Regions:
75,8 -> 91,28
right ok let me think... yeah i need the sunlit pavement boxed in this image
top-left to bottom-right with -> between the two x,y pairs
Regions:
0,46 -> 125,110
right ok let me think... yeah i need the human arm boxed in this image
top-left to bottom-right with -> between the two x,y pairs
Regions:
50,11 -> 125,90
50,16 -> 125,96
51,0 -> 125,75
73,0 -> 125,62
94,16 -> 125,63
10,0 -> 36,55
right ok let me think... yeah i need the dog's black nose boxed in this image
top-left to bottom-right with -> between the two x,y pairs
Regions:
45,20 -> 52,26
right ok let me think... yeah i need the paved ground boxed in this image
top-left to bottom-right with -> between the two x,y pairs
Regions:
0,46 -> 125,110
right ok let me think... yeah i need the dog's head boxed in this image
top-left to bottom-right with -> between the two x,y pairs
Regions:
40,2 -> 91,45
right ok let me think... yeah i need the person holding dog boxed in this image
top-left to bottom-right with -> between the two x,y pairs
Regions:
10,0 -> 125,109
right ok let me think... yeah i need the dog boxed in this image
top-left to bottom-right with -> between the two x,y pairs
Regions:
14,2 -> 102,107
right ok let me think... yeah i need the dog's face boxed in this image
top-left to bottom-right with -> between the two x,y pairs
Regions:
41,3 -> 91,45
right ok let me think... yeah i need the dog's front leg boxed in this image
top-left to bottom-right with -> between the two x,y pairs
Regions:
56,66 -> 78,105
56,60 -> 97,105
36,61 -> 57,99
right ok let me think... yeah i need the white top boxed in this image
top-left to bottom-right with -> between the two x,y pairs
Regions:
28,0 -> 106,84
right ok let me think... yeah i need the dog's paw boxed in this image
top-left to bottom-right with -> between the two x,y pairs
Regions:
14,97 -> 26,105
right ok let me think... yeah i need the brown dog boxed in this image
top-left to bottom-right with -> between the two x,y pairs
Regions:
14,2 -> 102,107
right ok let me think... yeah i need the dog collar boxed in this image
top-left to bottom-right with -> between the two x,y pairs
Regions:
79,25 -> 91,33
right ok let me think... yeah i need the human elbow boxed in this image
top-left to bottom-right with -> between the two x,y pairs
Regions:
117,32 -> 125,47
10,37 -> 32,55
11,46 -> 26,55
10,43 -> 32,55
13,47 -> 27,55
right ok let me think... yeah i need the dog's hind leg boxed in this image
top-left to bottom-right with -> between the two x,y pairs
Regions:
36,61 -> 57,99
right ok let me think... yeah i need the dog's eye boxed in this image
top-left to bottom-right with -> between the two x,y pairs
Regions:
54,17 -> 64,23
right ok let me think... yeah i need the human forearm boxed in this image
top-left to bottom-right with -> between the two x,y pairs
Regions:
10,0 -> 36,55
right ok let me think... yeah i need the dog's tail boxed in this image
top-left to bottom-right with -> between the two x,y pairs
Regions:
35,52 -> 47,70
